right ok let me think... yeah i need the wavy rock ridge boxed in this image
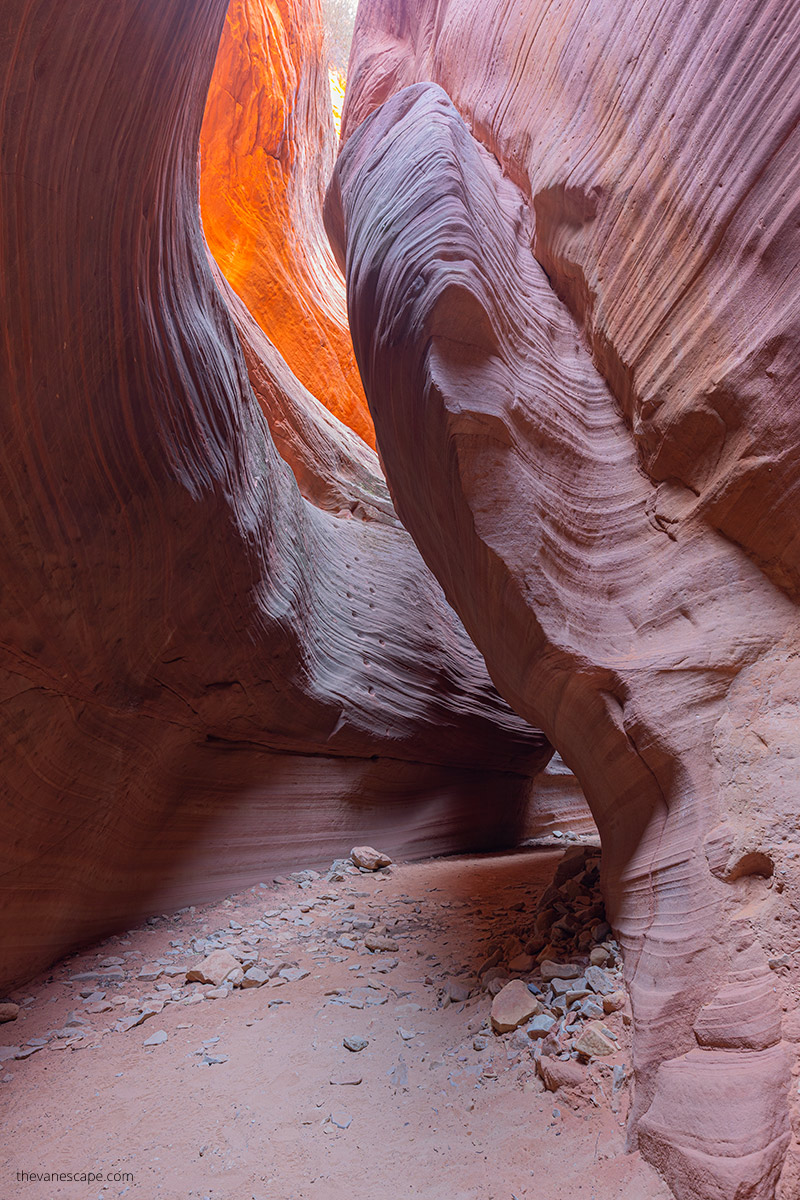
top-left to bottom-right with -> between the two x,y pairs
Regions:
0,0 -> 553,992
329,5 -> 800,1196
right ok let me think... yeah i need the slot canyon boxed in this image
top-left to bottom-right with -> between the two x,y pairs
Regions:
1,1 -> 799,1198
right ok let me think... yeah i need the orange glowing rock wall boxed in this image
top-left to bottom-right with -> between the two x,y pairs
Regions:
200,0 -> 374,446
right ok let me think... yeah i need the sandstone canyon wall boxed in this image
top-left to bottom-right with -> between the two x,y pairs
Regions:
0,0 -> 554,994
200,0 -> 374,445
329,3 -> 800,1198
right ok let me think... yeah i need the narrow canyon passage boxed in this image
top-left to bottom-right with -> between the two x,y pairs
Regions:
1,1 -> 799,1199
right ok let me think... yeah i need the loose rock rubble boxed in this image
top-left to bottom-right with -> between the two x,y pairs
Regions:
476,847 -> 632,1105
0,845 -> 629,1090
1,842 -> 648,1195
0,848 -> 400,1061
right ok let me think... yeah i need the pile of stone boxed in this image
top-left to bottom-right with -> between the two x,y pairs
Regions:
0,847 -> 403,1070
482,848 -> 629,1074
182,945 -> 310,999
179,849 -> 394,997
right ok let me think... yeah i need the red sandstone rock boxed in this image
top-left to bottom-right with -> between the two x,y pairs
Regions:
201,0 -> 374,445
0,0 -> 552,992
329,6 -> 800,1189
538,1056 -> 587,1094
573,1022 -> 616,1060
186,950 -> 244,987
350,845 -> 393,870
212,259 -> 394,521
490,979 -> 540,1034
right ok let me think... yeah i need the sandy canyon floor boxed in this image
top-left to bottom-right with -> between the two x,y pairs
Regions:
1,847 -> 672,1200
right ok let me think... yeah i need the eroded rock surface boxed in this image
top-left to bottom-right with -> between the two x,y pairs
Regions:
0,0 -> 553,991
201,0 -> 374,444
329,6 -> 800,1192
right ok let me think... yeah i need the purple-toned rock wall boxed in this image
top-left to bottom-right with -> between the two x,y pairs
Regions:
0,0 -> 550,991
328,5 -> 800,1194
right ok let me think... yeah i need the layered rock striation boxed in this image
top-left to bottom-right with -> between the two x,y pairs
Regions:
200,0 -> 374,444
0,0 -> 552,992
329,5 -> 800,1195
